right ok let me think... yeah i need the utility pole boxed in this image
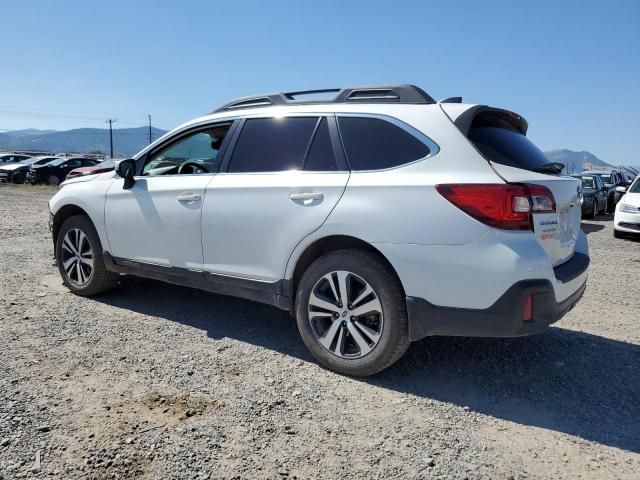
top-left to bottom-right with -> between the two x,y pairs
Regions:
106,118 -> 116,158
148,114 -> 152,144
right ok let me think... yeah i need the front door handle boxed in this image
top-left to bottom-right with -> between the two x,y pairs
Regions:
176,192 -> 201,204
289,192 -> 324,205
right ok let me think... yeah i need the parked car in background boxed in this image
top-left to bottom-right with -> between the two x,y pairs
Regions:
27,157 -> 100,185
582,169 -> 626,213
0,153 -> 32,164
49,84 -> 589,376
572,174 -> 608,218
613,175 -> 640,238
0,156 -> 61,183
66,159 -> 115,180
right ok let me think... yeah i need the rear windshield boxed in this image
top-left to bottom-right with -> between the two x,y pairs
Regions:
581,176 -> 596,189
467,112 -> 552,172
599,174 -> 612,185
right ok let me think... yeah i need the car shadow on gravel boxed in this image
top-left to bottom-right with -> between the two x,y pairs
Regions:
94,276 -> 640,454
375,330 -> 640,453
580,222 -> 605,235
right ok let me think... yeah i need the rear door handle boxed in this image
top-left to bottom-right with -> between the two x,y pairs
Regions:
289,192 -> 324,204
176,192 -> 201,204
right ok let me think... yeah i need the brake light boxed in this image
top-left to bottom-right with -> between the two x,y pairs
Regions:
436,183 -> 556,231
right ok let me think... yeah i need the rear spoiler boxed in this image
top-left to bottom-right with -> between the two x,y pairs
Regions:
441,104 -> 528,135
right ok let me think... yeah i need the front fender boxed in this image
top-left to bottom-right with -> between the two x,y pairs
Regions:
49,176 -> 115,252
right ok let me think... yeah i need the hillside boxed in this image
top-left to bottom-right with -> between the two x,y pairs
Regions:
544,149 -> 613,174
0,126 -> 168,156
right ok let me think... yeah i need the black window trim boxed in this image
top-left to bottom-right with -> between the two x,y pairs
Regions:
335,113 -> 440,172
219,114 -> 348,174
135,119 -> 240,177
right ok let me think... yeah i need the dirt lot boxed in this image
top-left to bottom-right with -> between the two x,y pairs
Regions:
1,184 -> 639,480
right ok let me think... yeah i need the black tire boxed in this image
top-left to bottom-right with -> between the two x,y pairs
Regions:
48,175 -> 60,186
614,229 -> 624,239
55,215 -> 118,296
295,249 -> 410,376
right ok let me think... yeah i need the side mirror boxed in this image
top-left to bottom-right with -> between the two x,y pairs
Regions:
116,159 -> 136,189
615,186 -> 627,193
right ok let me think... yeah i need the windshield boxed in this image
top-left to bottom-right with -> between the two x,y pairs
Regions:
97,159 -> 114,168
45,158 -> 68,167
18,157 -> 48,166
581,176 -> 596,189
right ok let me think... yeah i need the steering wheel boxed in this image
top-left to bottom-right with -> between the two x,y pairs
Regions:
178,162 -> 209,175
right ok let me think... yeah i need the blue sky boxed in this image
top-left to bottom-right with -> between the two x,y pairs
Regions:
1,0 -> 638,163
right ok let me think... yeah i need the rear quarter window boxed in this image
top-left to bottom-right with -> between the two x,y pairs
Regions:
338,117 -> 430,171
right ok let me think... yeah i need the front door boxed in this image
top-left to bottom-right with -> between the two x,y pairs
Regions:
104,123 -> 233,269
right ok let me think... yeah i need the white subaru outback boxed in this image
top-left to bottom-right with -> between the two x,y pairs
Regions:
49,84 -> 589,376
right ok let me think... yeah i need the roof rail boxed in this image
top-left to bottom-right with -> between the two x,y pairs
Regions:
213,84 -> 435,113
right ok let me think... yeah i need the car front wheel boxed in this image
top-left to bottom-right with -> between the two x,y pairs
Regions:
55,215 -> 118,296
48,175 -> 60,186
295,249 -> 409,376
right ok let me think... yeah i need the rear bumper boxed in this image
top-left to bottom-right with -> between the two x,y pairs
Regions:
407,277 -> 587,341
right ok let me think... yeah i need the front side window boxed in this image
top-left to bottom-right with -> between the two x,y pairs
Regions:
228,117 -> 318,173
143,123 -> 231,176
338,117 -> 430,171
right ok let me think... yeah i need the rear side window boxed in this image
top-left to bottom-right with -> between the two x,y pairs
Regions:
467,112 -> 552,172
338,117 -> 429,170
228,117 -> 317,173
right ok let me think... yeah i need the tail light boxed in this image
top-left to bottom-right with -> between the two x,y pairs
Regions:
523,295 -> 533,321
436,183 -> 556,231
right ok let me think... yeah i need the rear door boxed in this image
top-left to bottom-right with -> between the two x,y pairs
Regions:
201,115 -> 349,281
465,109 -> 582,266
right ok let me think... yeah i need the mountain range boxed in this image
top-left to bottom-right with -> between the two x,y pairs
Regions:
0,128 -> 635,174
0,127 -> 168,157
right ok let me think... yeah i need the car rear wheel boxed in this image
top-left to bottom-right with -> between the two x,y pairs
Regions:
295,249 -> 409,376
55,215 -> 118,296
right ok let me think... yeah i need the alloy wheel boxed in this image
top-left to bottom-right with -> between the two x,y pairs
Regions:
61,228 -> 94,286
307,270 -> 384,359
48,175 -> 60,186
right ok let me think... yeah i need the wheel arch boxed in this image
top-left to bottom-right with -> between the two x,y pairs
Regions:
52,204 -> 93,245
286,235 -> 406,307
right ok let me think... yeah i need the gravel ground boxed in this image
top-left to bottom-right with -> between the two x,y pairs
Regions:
1,184 -> 639,480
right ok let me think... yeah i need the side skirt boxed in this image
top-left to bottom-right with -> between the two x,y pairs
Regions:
102,252 -> 291,311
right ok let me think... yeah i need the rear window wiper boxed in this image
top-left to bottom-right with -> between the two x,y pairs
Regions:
533,162 -> 564,174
